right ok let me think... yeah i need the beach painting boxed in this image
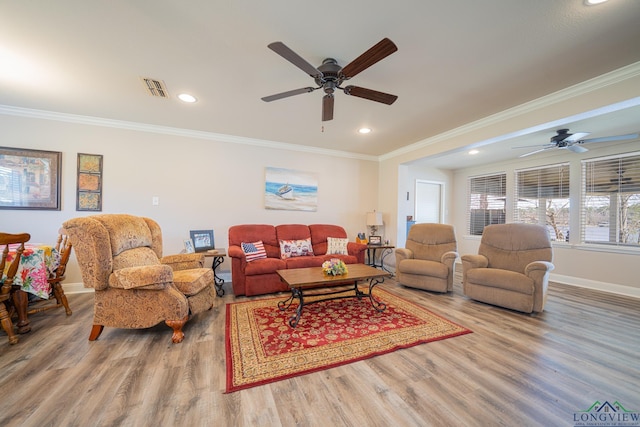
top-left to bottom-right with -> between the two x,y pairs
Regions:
265,167 -> 318,211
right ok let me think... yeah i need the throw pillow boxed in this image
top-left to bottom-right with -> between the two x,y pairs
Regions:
326,237 -> 349,255
241,241 -> 267,262
279,238 -> 314,259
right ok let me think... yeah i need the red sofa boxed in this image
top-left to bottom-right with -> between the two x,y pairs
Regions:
228,224 -> 367,296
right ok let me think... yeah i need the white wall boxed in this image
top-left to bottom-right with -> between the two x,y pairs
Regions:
0,114 -> 378,285
397,164 -> 453,248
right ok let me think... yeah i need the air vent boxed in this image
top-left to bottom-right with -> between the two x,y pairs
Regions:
140,77 -> 169,98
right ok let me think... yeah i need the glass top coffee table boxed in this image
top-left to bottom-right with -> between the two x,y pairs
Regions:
276,264 -> 391,327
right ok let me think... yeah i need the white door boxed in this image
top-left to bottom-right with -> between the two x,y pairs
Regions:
415,180 -> 443,223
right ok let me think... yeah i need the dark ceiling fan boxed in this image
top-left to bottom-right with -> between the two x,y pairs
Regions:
514,129 -> 639,158
261,38 -> 398,121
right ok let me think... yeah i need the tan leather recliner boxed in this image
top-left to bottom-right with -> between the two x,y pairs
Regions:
395,223 -> 458,293
462,223 -> 554,313
63,214 -> 215,343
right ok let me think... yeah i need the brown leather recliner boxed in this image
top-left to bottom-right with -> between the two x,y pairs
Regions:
63,214 -> 215,343
462,223 -> 554,313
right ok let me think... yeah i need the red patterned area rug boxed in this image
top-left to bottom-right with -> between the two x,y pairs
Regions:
225,287 -> 472,393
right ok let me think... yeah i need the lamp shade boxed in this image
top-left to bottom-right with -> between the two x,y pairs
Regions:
366,211 -> 383,226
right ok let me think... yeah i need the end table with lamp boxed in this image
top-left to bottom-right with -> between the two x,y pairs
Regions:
365,211 -> 394,273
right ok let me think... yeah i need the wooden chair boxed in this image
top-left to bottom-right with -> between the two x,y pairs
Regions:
1,232 -> 31,345
27,231 -> 73,316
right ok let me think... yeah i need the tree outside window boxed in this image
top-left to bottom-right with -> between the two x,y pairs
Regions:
583,153 -> 640,247
515,164 -> 570,241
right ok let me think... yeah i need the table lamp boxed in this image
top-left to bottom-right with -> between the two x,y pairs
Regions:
366,211 -> 383,237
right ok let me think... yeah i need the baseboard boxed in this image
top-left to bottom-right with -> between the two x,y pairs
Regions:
549,273 -> 640,299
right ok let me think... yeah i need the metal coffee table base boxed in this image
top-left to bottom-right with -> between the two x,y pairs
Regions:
277,277 -> 387,328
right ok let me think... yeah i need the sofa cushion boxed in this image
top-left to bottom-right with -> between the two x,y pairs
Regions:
285,256 -> 325,269
241,241 -> 267,262
279,238 -> 314,258
244,257 -> 287,275
326,237 -> 348,255
172,268 -> 214,296
309,224 -> 348,255
318,254 -> 359,265
229,224 -> 280,258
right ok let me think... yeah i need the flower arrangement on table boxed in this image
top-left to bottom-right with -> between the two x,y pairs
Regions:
322,258 -> 348,276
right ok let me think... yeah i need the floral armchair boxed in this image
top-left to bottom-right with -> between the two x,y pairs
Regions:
63,214 -> 215,343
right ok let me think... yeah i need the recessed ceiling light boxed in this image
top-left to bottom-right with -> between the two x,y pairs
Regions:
585,0 -> 608,5
469,149 -> 479,155
358,127 -> 371,134
178,93 -> 197,103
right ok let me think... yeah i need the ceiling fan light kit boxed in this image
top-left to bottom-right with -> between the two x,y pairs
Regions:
262,38 -> 398,121
514,128 -> 639,158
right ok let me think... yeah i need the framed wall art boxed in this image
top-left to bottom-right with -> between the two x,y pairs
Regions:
76,153 -> 103,211
0,146 -> 62,210
264,167 -> 318,211
190,229 -> 215,252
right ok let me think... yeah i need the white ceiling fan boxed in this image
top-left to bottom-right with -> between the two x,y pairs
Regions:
514,128 -> 639,158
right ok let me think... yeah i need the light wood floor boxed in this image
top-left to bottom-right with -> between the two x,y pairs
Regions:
1,276 -> 639,427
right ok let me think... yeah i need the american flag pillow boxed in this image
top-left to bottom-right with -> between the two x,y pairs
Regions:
241,240 -> 267,262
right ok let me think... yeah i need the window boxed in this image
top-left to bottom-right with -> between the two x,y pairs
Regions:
582,152 -> 640,247
468,173 -> 506,235
515,163 -> 570,241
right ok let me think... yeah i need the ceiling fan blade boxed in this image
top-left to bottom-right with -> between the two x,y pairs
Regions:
581,133 -> 639,144
344,85 -> 398,105
512,143 -> 555,150
267,42 -> 322,78
566,144 -> 589,153
341,38 -> 398,78
563,132 -> 590,143
261,87 -> 316,102
322,94 -> 334,121
519,147 -> 554,158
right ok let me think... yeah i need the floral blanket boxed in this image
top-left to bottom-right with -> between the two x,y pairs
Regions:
2,243 -> 60,299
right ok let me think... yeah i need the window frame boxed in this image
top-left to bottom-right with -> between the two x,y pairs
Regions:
514,163 -> 570,242
467,172 -> 507,236
581,151 -> 640,249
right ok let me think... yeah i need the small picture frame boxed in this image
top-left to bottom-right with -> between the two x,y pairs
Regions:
189,229 -> 215,252
183,239 -> 195,254
369,235 -> 382,245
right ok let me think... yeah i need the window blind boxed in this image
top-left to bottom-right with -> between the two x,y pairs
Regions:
514,163 -> 570,241
582,152 -> 640,247
467,173 -> 506,235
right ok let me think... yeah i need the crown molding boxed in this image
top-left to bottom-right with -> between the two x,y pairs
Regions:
380,61 -> 640,162
2,61 -> 639,164
0,104 -> 378,162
